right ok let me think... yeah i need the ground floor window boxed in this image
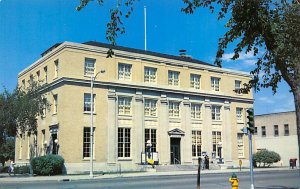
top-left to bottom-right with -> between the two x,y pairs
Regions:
118,128 -> 131,158
145,129 -> 157,152
212,131 -> 222,158
237,133 -> 244,158
83,127 -> 94,158
192,130 -> 202,157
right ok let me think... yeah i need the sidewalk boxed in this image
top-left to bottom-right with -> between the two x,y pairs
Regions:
0,167 -> 296,183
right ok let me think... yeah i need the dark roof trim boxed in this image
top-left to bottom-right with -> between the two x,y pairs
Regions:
255,110 -> 295,117
82,41 -> 216,67
41,43 -> 62,57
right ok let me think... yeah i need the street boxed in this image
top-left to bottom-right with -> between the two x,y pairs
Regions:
0,170 -> 299,189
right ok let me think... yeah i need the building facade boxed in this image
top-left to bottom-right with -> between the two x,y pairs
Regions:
255,111 -> 299,166
16,41 -> 253,173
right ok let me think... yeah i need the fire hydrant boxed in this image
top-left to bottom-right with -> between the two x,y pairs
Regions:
229,173 -> 239,189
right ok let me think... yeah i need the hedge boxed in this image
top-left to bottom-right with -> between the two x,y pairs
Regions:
31,155 -> 64,175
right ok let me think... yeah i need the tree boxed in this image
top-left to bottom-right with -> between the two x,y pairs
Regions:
77,0 -> 300,163
0,81 -> 50,161
0,137 -> 15,167
253,149 -> 281,167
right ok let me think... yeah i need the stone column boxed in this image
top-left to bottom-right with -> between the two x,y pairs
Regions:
203,98 -> 212,157
182,96 -> 192,164
133,90 -> 144,164
223,101 -> 232,163
158,93 -> 170,165
107,88 -> 117,164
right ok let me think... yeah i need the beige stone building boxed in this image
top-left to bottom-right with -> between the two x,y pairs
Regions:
255,111 -> 299,166
15,41 -> 253,173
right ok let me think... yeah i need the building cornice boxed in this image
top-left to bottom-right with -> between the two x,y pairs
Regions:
19,42 -> 252,79
47,77 -> 254,103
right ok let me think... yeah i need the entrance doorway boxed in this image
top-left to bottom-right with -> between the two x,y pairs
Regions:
170,138 -> 181,164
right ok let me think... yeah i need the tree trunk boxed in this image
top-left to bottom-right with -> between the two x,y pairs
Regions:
293,87 -> 300,167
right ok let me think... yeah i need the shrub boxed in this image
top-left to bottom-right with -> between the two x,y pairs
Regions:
253,150 -> 281,168
14,165 -> 30,174
31,155 -> 64,175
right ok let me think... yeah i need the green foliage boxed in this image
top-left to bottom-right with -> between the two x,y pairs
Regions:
31,155 -> 64,176
0,137 -> 15,166
253,150 -> 281,168
14,165 -> 30,174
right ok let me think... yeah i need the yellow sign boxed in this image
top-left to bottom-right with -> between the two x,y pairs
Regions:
147,159 -> 154,165
239,160 -> 242,166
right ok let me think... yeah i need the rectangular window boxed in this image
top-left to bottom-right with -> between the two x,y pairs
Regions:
284,124 -> 289,136
84,93 -> 95,112
118,63 -> 132,80
190,74 -> 201,89
191,104 -> 201,119
41,130 -> 45,156
235,80 -> 241,94
168,71 -> 180,86
53,94 -> 58,114
84,58 -> 95,76
236,108 -> 243,121
145,129 -> 157,152
29,74 -> 34,84
261,126 -> 266,137
237,133 -> 244,158
212,131 -> 222,157
118,97 -> 132,115
44,66 -> 48,84
254,127 -> 258,135
54,59 -> 59,78
192,130 -> 202,157
118,128 -> 131,158
83,127 -> 94,158
274,125 -> 279,136
211,105 -> 221,121
36,71 -> 40,82
144,67 -> 157,83
169,101 -> 180,117
211,77 -> 220,91
144,99 -> 157,116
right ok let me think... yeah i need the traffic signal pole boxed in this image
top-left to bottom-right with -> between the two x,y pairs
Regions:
248,131 -> 255,189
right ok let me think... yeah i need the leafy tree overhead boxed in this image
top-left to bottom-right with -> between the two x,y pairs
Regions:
77,0 -> 300,163
0,137 -> 15,167
0,81 -> 50,162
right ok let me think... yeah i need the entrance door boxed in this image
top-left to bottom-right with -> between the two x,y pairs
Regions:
170,138 -> 181,164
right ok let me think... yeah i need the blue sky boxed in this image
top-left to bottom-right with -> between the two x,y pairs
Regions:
0,0 -> 295,115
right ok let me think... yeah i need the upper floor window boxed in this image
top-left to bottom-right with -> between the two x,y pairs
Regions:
168,71 -> 180,86
235,80 -> 242,94
237,133 -> 244,158
236,108 -> 243,121
169,101 -> 180,117
144,99 -> 157,116
118,97 -> 131,115
36,71 -> 40,82
211,105 -> 221,121
190,74 -> 201,89
191,104 -> 201,119
84,93 -> 95,112
29,74 -> 34,84
261,126 -> 266,137
84,58 -> 95,76
22,79 -> 25,89
53,94 -> 58,114
211,77 -> 220,91
54,59 -> 59,78
284,124 -> 289,136
118,63 -> 132,80
144,67 -> 157,83
274,125 -> 279,136
44,66 -> 48,84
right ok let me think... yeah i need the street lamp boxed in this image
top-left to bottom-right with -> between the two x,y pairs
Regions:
90,69 -> 105,178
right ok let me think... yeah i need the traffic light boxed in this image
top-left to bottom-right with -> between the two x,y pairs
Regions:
247,108 -> 255,134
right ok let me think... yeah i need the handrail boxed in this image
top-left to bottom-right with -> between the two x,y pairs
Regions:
173,157 -> 181,165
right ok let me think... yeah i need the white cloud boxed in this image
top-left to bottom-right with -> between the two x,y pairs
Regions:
257,97 -> 275,104
221,51 -> 259,68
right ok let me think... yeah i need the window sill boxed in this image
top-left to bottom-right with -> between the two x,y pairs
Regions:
83,158 -> 96,161
118,114 -> 132,118
84,112 -> 96,115
145,115 -> 158,119
191,118 -> 202,121
84,75 -> 93,79
118,158 -> 132,161
52,113 -> 57,116
237,121 -> 244,124
212,120 -> 222,123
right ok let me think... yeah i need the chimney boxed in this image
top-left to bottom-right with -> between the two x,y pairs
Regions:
179,49 -> 192,59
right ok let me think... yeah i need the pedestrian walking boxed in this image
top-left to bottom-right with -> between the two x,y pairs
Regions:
205,155 -> 209,170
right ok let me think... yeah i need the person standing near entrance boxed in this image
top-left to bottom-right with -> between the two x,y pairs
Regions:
205,155 -> 209,170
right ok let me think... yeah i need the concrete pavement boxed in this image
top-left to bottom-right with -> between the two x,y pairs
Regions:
0,166 -> 297,183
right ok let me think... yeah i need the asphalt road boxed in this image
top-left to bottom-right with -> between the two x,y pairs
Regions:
0,170 -> 299,189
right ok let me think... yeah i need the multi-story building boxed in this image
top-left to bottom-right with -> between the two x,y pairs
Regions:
255,111 -> 299,166
16,41 -> 253,173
